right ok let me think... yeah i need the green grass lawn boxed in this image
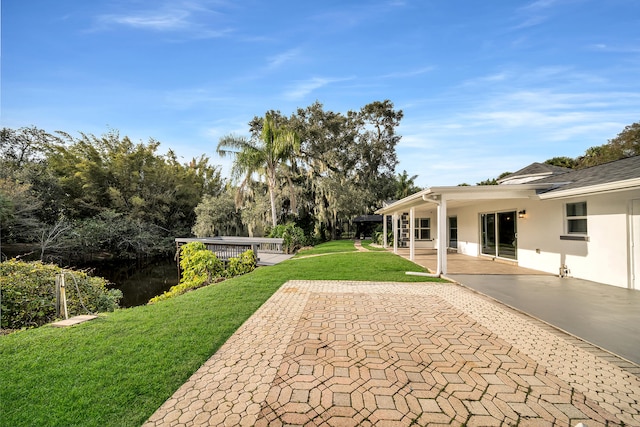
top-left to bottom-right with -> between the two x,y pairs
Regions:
361,239 -> 387,251
295,238 -> 357,256
0,242 -> 446,427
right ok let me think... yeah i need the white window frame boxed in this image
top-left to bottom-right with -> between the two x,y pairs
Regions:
414,217 -> 431,240
565,201 -> 588,235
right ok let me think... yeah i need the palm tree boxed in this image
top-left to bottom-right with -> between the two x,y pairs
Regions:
395,170 -> 420,199
216,114 -> 300,228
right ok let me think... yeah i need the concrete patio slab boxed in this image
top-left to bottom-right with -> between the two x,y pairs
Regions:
449,274 -> 640,367
394,248 -> 551,275
144,281 -> 640,427
257,253 -> 294,266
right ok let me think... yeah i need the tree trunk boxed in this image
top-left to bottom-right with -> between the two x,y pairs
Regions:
268,175 -> 278,228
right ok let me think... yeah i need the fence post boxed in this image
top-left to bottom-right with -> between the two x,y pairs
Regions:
60,273 -> 69,320
55,274 -> 61,318
252,244 -> 259,262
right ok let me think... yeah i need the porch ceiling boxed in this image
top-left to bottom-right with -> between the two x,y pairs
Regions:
376,184 -> 549,215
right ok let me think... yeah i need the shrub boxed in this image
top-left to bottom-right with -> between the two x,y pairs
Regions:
372,229 -> 394,246
226,250 -> 256,278
149,244 -> 259,303
268,222 -> 308,254
149,242 -> 257,304
149,241 -> 223,303
0,259 -> 121,330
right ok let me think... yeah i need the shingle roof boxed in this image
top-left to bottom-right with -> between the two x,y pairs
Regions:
353,214 -> 383,223
499,162 -> 572,183
537,156 -> 640,193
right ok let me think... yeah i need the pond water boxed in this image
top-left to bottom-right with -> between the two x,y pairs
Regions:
1,244 -> 179,308
85,257 -> 179,308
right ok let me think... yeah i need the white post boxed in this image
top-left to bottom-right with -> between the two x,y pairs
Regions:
409,207 -> 415,261
383,214 -> 388,248
437,198 -> 448,275
392,213 -> 398,254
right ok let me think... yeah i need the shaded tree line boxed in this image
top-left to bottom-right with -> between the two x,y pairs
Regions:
1,100 -> 419,262
0,128 -> 223,263
195,100 -> 413,241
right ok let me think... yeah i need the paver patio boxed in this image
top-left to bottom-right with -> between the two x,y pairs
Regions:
145,280 -> 640,426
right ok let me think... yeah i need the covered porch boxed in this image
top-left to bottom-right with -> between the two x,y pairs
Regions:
392,248 -> 552,275
376,184 -> 553,277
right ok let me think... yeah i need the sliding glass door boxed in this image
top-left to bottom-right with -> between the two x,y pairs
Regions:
480,211 -> 517,260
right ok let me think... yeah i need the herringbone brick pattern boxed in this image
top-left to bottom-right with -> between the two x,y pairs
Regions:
145,281 -> 640,427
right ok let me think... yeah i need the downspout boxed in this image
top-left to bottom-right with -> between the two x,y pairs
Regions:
438,198 -> 448,276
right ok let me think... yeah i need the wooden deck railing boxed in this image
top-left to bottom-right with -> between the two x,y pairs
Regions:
174,237 -> 285,263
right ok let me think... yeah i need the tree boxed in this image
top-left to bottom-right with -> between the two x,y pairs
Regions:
545,156 -> 576,169
0,127 -> 60,175
38,216 -> 73,261
238,182 -> 272,237
477,171 -> 511,186
352,100 -> 403,211
217,113 -> 300,228
291,102 -> 357,239
192,188 -> 243,237
395,170 -> 421,199
1,127 -> 223,260
289,101 -> 402,239
577,121 -> 640,168
0,179 -> 44,244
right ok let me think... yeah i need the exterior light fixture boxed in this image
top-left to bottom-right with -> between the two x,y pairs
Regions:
518,210 -> 526,218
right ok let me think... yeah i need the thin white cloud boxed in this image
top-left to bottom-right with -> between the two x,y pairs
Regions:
394,80 -> 639,186
378,66 -> 435,79
461,66 -> 607,90
94,1 -> 233,38
267,49 -> 301,70
521,0 -> 559,11
283,76 -> 353,100
461,71 -> 511,87
163,88 -> 230,110
510,0 -> 564,31
588,43 -> 640,54
510,15 -> 548,30
100,10 -> 190,31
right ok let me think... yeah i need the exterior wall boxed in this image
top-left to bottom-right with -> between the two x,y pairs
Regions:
518,190 -> 640,288
446,189 -> 640,289
449,199 -> 526,258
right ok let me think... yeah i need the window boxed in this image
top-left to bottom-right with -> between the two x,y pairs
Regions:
566,202 -> 587,234
414,218 -> 431,240
448,216 -> 458,249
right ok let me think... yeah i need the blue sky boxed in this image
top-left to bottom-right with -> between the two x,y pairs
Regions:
2,0 -> 639,187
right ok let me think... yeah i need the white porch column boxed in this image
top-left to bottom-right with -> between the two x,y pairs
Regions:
382,214 -> 388,248
436,198 -> 448,275
392,213 -> 398,253
409,207 -> 415,261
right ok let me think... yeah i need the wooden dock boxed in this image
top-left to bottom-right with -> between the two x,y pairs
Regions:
175,237 -> 290,266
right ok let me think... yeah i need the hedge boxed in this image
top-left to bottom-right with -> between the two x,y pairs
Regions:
148,242 -> 257,304
0,259 -> 122,330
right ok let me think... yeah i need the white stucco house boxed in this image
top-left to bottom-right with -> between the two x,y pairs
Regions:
376,156 -> 640,290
